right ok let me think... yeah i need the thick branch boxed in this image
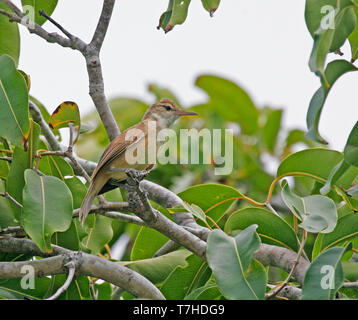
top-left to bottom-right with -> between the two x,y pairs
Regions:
84,48 -> 120,140
0,237 -> 165,300
253,243 -> 310,285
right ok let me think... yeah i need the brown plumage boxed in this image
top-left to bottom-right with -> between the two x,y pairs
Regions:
78,98 -> 198,224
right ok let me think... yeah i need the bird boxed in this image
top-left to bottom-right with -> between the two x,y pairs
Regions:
78,98 -> 198,224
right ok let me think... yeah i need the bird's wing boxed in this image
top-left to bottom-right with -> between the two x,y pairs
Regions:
91,121 -> 148,179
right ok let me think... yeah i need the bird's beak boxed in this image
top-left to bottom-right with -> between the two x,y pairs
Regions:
172,110 -> 199,116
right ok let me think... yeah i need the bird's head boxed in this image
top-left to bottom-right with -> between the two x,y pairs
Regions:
143,98 -> 198,128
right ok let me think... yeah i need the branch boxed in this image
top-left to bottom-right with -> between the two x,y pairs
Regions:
29,102 -> 63,151
0,0 -> 119,140
342,281 -> 358,289
253,243 -> 310,286
0,156 -> 12,163
0,237 -> 165,300
266,284 -> 302,300
45,261 -> 76,300
90,0 -> 116,51
266,231 -> 307,299
0,192 -> 23,208
0,1 -> 86,51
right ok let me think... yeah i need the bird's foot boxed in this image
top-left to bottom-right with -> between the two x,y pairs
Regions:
125,169 -> 150,185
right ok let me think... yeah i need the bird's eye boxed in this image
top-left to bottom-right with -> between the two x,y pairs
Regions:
163,105 -> 171,111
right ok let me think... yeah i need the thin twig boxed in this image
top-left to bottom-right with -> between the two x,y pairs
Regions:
0,226 -> 24,237
0,156 -> 12,163
1,0 -> 24,17
342,281 -> 358,289
46,261 -> 76,300
89,278 -> 98,300
266,231 -> 307,299
0,192 -> 23,208
39,10 -> 74,40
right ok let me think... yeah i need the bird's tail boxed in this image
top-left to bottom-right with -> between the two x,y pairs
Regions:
79,175 -> 107,225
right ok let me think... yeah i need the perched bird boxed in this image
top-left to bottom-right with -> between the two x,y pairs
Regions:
78,98 -> 198,224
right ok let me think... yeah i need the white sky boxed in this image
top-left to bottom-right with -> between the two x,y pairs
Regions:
17,0 -> 358,151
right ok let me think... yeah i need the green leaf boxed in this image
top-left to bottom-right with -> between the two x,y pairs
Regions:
207,226 -> 267,300
21,0 -> 58,26
160,254 -> 211,299
305,0 -> 357,53
0,54 -> 30,149
319,160 -> 350,195
53,220 -> 80,251
348,7 -> 358,61
49,101 -> 80,144
0,179 -> 16,228
342,261 -> 358,281
302,245 -> 349,300
130,203 -> 173,260
201,0 -> 221,17
158,0 -> 191,32
29,95 -> 60,138
47,155 -> 74,181
95,282 -> 113,300
166,0 -> 191,32
225,207 -> 299,252
81,214 -> 113,255
22,169 -> 73,253
121,250 -> 191,285
0,277 -> 51,300
308,28 -> 335,80
0,4 -> 20,66
281,180 -> 338,233
184,284 -> 222,300
6,120 -> 40,219
64,176 -> 87,209
195,75 -> 258,134
148,83 -> 180,105
312,213 -> 358,259
344,121 -> 358,167
306,60 -> 357,143
277,148 -> 358,190
262,109 -> 282,153
281,180 -> 305,221
178,184 -> 243,226
182,202 -> 207,223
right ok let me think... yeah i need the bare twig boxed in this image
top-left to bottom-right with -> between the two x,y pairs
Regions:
46,261 -> 76,300
0,192 -> 23,208
0,156 -> 12,163
342,281 -> 358,289
89,278 -> 98,300
266,231 -> 307,299
29,102 -> 63,151
39,10 -> 75,41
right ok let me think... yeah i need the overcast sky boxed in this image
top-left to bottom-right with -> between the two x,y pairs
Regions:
16,0 -> 358,151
